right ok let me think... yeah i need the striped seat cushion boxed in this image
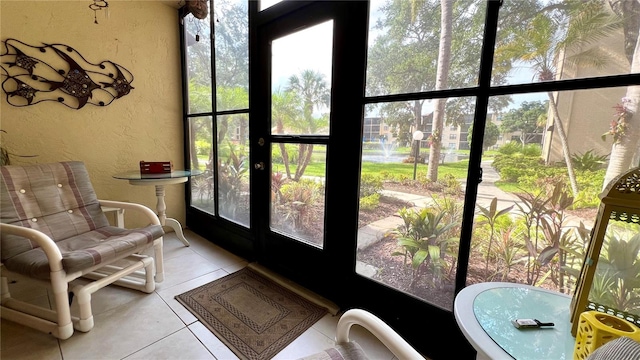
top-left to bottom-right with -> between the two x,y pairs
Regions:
298,342 -> 369,360
1,161 -> 164,278
3,224 -> 163,279
587,337 -> 640,360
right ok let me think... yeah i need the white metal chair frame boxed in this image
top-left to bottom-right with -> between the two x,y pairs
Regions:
336,309 -> 424,359
0,199 -> 164,340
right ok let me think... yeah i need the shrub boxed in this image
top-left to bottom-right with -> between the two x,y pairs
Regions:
359,193 -> 380,211
195,140 -> 212,156
360,174 -> 383,198
521,144 -> 542,157
571,150 -> 608,171
497,141 -> 522,155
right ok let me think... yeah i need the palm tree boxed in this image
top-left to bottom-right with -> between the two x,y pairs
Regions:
284,69 -> 330,181
497,3 -> 622,197
272,90 -> 298,179
427,0 -> 454,182
602,1 -> 640,188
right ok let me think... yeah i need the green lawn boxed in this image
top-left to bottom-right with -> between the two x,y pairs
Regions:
293,159 -> 470,180
200,150 -> 471,181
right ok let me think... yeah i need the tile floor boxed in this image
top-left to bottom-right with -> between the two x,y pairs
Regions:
0,230 -> 398,360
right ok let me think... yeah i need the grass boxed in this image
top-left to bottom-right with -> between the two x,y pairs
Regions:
277,159 -> 470,180
494,181 -> 525,194
200,149 -> 471,181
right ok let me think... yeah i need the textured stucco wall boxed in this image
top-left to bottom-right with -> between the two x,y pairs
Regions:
0,0 -> 185,228
543,32 -> 628,164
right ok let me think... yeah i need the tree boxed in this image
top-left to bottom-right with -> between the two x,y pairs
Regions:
272,90 -> 298,179
366,0 -> 535,181
426,0 -> 454,182
602,1 -> 640,188
282,70 -> 330,181
468,121 -> 499,151
496,2 -> 622,197
500,101 -> 547,147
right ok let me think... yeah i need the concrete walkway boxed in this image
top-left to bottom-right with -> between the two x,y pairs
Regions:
357,160 -> 519,251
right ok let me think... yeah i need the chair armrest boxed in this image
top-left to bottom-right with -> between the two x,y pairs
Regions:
0,223 -> 63,271
336,309 -> 424,360
98,200 -> 161,226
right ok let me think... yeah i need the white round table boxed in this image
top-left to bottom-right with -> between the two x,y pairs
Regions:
454,282 -> 576,360
113,170 -> 202,247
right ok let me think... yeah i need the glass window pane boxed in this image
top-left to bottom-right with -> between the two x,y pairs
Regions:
588,219 -> 640,319
272,21 -> 333,136
217,113 -> 250,227
190,116 -> 215,214
493,1 -> 638,87
356,98 -> 474,310
270,143 -> 327,248
184,13 -> 212,114
215,0 -> 249,111
366,0 -> 486,97
468,86 -> 637,296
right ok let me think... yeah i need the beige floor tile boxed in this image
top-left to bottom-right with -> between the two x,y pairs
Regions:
155,269 -> 229,325
59,293 -> 184,360
310,312 -> 340,339
188,322 -> 240,360
0,320 -> 62,360
123,328 -> 216,359
154,251 -> 221,290
348,324 -> 396,360
187,233 -> 247,269
272,326 -> 336,360
161,232 -> 197,260
5,274 -> 50,303
1,231 -> 406,360
65,278 -> 148,318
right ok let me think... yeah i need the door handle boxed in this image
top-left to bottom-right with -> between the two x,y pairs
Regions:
254,162 -> 265,170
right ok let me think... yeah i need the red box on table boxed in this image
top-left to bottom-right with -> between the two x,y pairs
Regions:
139,161 -> 173,174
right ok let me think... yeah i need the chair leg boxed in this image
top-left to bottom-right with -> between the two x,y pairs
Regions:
154,237 -> 164,283
0,270 -> 74,339
51,270 -> 75,339
72,255 -> 155,332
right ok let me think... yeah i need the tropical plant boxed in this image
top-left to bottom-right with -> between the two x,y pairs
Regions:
390,207 -> 458,288
571,149 -> 608,171
514,187 -> 553,285
591,232 -> 640,313
537,182 -> 576,293
276,179 -> 322,231
476,197 -> 514,272
217,143 -> 248,220
492,225 -> 526,281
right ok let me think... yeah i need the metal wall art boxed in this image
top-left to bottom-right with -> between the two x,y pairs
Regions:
89,0 -> 109,24
0,38 -> 134,109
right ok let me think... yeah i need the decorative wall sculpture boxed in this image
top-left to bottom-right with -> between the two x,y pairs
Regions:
0,38 -> 134,109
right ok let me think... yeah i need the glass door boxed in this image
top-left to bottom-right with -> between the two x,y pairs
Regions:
250,1 -> 368,297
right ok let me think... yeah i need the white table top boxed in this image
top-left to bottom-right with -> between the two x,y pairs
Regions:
454,282 -> 576,360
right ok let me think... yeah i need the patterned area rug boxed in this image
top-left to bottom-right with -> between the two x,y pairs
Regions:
176,267 -> 328,360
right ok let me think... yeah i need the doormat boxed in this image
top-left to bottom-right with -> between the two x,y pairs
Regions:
175,266 -> 328,360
